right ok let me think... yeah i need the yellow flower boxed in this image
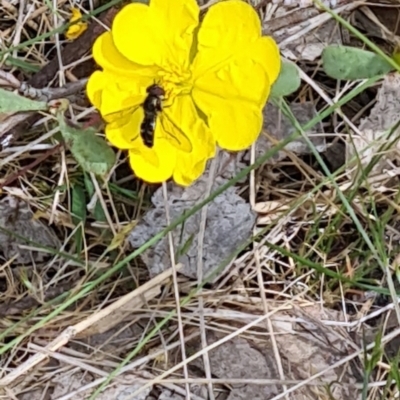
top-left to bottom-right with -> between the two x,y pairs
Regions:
86,0 -> 280,185
66,8 -> 88,40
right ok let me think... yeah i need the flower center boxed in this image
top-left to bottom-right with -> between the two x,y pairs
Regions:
156,65 -> 192,107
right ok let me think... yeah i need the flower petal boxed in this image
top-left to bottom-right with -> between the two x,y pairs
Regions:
151,0 -> 199,67
112,4 -> 155,66
160,109 -> 192,153
66,8 -> 88,40
191,89 -> 262,151
111,0 -> 199,68
196,0 -> 261,55
193,55 -> 271,108
171,95 -> 215,185
86,65 -> 152,119
106,103 -> 177,164
257,36 -> 281,87
192,0 -> 280,104
190,0 -> 280,151
92,31 -> 157,77
89,32 -> 160,125
86,70 -> 104,110
129,140 -> 177,184
87,72 -> 147,120
125,95 -> 215,186
174,153 -> 210,186
100,79 -> 146,118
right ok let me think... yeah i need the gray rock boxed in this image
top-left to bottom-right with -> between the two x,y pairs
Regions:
129,172 -> 256,281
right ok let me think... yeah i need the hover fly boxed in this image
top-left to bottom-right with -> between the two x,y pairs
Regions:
104,84 -> 192,152
141,84 -> 164,148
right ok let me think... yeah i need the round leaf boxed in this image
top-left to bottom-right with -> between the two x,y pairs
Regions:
0,88 -> 47,113
270,60 -> 300,98
322,45 -> 394,80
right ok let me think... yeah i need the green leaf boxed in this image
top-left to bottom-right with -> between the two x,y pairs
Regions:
367,329 -> 383,373
389,355 -> 400,389
108,182 -> 140,201
83,172 -> 107,222
322,45 -> 394,80
58,118 -> 116,177
270,60 -> 301,98
71,184 -> 87,224
0,88 -> 47,113
176,233 -> 195,258
4,57 -> 40,73
71,184 -> 86,254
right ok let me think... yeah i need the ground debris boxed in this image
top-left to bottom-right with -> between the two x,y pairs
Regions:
265,1 -> 357,61
50,372 -> 151,400
269,0 -> 339,6
156,390 -> 186,400
0,195 -> 60,264
188,306 -> 362,400
0,283 -> 68,317
346,72 -> 400,186
71,321 -> 145,355
258,101 -> 326,160
189,331 -> 280,400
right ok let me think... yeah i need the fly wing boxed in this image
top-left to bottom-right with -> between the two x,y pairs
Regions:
101,91 -> 144,124
103,105 -> 142,146
160,111 -> 193,153
103,104 -> 141,125
103,104 -> 143,143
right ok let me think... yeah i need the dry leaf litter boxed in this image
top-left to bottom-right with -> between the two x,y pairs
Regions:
0,195 -> 60,263
346,72 -> 400,185
2,1 -> 400,400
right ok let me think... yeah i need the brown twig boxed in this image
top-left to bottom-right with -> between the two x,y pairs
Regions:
19,78 -> 88,102
254,0 -> 269,11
